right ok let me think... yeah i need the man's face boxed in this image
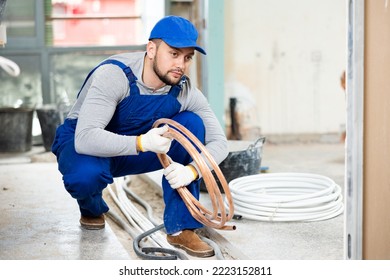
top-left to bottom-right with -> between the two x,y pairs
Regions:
152,41 -> 195,85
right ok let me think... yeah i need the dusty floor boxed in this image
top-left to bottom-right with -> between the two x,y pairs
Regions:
0,141 -> 346,260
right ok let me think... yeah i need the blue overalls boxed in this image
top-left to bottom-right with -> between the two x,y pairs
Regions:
52,59 -> 204,234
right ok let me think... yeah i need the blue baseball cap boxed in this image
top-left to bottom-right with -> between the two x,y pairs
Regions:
149,16 -> 206,55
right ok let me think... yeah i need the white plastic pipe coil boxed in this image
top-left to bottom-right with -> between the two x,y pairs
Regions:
225,172 -> 344,222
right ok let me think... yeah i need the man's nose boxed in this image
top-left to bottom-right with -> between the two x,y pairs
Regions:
175,57 -> 185,69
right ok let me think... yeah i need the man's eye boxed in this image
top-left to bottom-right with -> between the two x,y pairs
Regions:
185,56 -> 193,61
170,52 -> 178,57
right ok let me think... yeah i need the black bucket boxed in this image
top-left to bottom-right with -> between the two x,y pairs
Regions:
200,137 -> 266,192
0,107 -> 34,153
36,105 -> 62,152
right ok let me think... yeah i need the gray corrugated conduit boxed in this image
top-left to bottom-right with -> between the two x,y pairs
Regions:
225,173 -> 344,222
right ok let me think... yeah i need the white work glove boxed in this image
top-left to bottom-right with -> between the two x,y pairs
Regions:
164,161 -> 198,189
138,125 -> 171,154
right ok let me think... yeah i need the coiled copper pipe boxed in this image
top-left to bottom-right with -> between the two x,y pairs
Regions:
153,118 -> 235,230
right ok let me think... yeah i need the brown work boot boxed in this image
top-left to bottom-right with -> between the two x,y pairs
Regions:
167,230 -> 214,258
79,214 -> 105,230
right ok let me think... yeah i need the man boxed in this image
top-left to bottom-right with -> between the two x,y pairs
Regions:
52,15 -> 228,258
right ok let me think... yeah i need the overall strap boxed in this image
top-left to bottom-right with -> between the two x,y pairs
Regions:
76,59 -> 140,98
168,75 -> 187,98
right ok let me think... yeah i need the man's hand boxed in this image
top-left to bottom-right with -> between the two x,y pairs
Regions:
164,161 -> 198,189
138,125 -> 171,154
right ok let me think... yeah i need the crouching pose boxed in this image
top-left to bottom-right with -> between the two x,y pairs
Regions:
52,16 -> 228,258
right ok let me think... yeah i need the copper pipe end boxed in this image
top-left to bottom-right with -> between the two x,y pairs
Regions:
219,224 -> 236,231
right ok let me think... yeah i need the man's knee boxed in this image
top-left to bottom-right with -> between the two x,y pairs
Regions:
173,111 -> 203,127
173,111 -> 205,140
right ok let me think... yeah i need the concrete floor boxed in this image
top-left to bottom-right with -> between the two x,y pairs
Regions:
0,155 -> 130,260
0,141 -> 346,260
209,142 -> 346,260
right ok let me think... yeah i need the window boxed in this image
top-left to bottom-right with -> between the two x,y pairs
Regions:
0,0 -> 165,107
48,0 -> 142,46
0,54 -> 42,108
2,0 -> 36,38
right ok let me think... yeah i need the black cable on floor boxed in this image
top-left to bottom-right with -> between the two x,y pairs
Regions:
133,223 -> 188,260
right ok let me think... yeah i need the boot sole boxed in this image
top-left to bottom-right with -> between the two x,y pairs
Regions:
168,242 -> 215,258
79,215 -> 105,230
80,223 -> 105,230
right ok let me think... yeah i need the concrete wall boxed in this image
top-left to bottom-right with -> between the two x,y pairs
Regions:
224,0 -> 347,139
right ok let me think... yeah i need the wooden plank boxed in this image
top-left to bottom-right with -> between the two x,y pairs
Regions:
363,0 -> 390,259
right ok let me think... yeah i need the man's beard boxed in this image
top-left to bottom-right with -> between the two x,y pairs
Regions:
153,57 -> 182,86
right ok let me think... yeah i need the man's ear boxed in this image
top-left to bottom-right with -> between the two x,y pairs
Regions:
146,41 -> 157,59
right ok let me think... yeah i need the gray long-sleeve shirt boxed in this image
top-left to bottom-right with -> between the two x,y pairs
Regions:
67,51 -> 228,167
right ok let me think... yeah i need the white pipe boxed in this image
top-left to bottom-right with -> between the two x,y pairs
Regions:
0,56 -> 20,77
108,176 -> 173,249
106,184 -> 142,232
116,178 -> 169,248
225,173 -> 344,222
